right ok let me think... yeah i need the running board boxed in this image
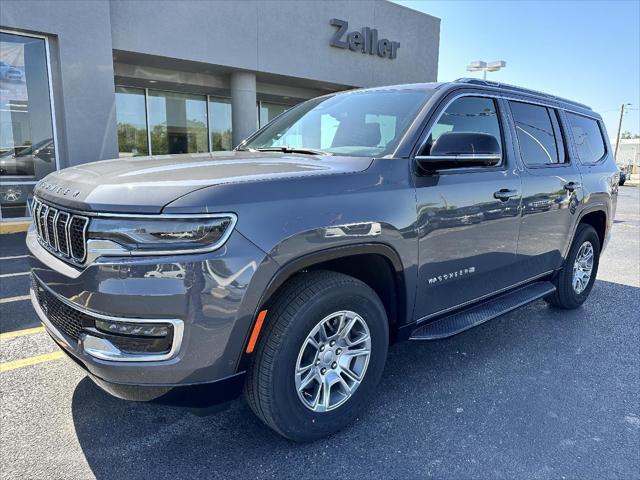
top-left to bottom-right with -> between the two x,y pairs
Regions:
409,281 -> 556,341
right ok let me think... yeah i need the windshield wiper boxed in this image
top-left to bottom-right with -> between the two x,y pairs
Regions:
254,146 -> 331,156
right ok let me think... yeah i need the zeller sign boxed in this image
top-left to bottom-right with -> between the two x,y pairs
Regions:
330,18 -> 400,59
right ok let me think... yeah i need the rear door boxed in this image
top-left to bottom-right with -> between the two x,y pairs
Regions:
507,100 -> 583,279
413,93 -> 523,320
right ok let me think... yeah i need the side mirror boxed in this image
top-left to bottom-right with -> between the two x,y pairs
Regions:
416,132 -> 501,173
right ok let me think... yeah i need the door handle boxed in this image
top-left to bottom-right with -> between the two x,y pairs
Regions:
493,189 -> 519,201
563,181 -> 582,192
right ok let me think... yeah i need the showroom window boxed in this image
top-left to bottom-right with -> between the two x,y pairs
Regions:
0,31 -> 57,220
148,90 -> 208,155
209,97 -> 232,151
258,101 -> 289,128
115,89 -> 237,156
115,87 -> 149,157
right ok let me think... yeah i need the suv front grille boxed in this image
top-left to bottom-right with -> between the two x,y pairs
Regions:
31,276 -> 93,342
32,198 -> 88,264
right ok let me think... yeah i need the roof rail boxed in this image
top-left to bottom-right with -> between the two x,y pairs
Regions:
454,78 -> 592,110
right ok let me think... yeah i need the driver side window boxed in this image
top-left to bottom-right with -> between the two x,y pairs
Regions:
425,96 -> 502,158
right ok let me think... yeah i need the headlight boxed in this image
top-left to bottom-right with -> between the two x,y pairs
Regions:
87,214 -> 236,255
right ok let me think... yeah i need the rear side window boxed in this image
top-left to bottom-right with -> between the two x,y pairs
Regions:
510,101 -> 566,166
566,112 -> 606,164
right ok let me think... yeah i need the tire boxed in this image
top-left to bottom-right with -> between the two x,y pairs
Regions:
545,223 -> 600,309
245,270 -> 389,442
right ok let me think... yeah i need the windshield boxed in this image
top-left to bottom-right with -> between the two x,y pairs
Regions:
241,89 -> 432,157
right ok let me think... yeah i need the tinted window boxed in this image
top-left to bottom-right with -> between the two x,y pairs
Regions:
426,96 -> 502,156
567,112 -> 606,164
510,101 -> 565,166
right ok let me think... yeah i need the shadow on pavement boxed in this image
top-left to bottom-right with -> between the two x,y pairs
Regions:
71,279 -> 639,479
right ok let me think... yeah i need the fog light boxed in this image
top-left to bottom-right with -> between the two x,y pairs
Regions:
95,319 -> 169,337
81,318 -> 182,362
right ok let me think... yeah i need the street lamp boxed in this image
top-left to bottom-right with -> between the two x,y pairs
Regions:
466,60 -> 506,80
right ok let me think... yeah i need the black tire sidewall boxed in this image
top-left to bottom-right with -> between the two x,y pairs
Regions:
268,282 -> 388,441
560,225 -> 600,307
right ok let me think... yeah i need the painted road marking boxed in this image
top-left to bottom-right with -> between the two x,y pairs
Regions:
0,326 -> 45,340
0,255 -> 27,261
0,271 -> 30,279
0,295 -> 30,304
0,351 -> 64,373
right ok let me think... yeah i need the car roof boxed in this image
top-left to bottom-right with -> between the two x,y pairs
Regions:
354,78 -> 596,117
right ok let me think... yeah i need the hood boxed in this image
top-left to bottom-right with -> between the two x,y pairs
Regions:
33,151 -> 373,213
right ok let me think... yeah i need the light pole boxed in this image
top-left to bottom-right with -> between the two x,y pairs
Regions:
466,60 -> 506,80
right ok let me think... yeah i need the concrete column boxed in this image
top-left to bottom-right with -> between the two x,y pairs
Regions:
230,72 -> 257,147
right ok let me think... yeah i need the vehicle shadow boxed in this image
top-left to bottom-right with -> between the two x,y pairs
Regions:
71,279 -> 640,480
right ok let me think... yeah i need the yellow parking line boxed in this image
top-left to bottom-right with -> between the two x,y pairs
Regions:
0,295 -> 30,304
0,271 -> 30,278
0,351 -> 65,373
0,326 -> 45,340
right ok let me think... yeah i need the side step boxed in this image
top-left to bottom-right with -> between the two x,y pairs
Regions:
410,281 -> 556,340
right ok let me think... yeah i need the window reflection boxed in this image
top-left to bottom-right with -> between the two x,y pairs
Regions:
0,32 -> 56,219
148,91 -> 208,155
115,87 -> 148,157
209,97 -> 232,151
259,102 -> 288,128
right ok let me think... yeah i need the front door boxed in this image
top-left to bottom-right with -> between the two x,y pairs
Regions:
414,94 -> 523,321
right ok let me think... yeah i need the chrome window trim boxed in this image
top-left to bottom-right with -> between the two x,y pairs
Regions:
413,93 -> 506,167
31,275 -> 184,363
412,90 -> 603,162
415,154 -> 502,161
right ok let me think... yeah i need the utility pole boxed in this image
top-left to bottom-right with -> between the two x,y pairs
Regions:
614,103 -> 631,160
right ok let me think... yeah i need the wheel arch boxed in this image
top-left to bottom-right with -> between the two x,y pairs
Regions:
251,243 -> 407,348
577,207 -> 608,250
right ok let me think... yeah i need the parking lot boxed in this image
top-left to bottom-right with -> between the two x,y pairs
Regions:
1,186 -> 638,479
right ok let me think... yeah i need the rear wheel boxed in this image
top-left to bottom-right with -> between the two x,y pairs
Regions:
546,223 -> 600,309
245,270 -> 388,441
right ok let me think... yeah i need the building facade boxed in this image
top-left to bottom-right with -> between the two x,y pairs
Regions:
615,138 -> 640,175
0,0 -> 439,221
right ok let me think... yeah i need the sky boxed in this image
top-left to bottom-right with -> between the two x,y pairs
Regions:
394,0 -> 640,140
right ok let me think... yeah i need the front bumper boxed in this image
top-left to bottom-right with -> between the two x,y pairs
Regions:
27,225 -> 277,403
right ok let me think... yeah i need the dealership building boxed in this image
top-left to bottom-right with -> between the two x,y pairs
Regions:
0,0 -> 440,222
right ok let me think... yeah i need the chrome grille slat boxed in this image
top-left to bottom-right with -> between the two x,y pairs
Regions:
46,207 -> 58,249
56,211 -> 70,256
40,205 -> 49,244
33,198 -> 89,266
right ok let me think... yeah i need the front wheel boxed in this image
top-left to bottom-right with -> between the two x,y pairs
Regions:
546,223 -> 601,309
245,271 -> 388,442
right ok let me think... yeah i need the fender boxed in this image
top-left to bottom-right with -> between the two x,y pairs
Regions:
258,242 -> 405,315
236,242 -> 407,371
563,203 -> 609,259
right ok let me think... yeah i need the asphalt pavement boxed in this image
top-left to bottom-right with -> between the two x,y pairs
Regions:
1,186 -> 638,479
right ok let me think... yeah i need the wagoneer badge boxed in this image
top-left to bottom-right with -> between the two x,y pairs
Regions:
38,181 -> 80,198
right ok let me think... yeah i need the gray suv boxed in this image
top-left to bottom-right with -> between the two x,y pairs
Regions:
28,79 -> 618,441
